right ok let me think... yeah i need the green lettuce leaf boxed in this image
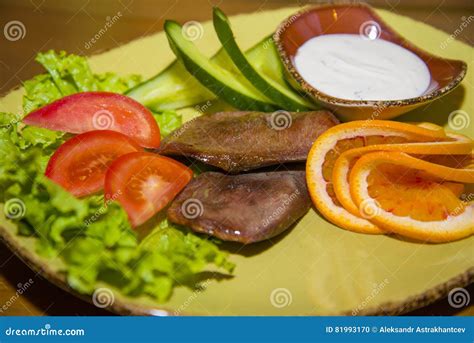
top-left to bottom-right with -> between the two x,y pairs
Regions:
23,50 -> 143,113
0,50 -> 233,302
152,110 -> 182,137
0,122 -> 233,301
21,50 -> 182,138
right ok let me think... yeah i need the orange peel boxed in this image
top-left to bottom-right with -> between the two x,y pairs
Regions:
349,151 -> 474,243
306,120 -> 473,241
306,120 -> 450,234
332,133 -> 473,219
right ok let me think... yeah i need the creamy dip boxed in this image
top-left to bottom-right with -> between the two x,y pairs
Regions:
294,34 -> 431,101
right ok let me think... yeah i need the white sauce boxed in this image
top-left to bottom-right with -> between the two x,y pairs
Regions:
294,34 -> 431,101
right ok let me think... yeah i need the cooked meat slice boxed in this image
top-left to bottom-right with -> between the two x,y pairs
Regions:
159,111 -> 339,172
167,171 -> 311,243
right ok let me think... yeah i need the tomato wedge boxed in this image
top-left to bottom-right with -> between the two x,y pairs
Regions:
45,130 -> 141,197
23,91 -> 160,148
104,152 -> 193,227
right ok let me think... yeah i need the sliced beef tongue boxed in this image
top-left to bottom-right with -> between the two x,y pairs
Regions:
159,111 -> 339,172
167,171 -> 311,244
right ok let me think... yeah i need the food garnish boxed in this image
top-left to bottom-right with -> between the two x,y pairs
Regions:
105,152 -> 193,227
167,171 -> 311,243
23,91 -> 161,148
349,151 -> 474,242
45,130 -> 142,197
306,120 -> 473,242
212,8 -> 315,111
164,20 -> 276,111
160,110 -> 339,172
0,5 -> 472,315
0,49 -> 232,303
332,133 -> 473,220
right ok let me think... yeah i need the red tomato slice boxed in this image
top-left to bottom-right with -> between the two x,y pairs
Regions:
23,91 -> 160,148
46,130 -> 142,197
104,152 -> 193,227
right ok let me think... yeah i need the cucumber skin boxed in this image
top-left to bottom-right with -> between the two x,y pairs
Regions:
129,19 -> 304,112
165,21 -> 277,112
213,8 -> 314,111
126,60 -> 215,111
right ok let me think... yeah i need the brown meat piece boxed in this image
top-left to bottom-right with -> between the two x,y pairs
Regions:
167,171 -> 311,243
159,111 -> 339,172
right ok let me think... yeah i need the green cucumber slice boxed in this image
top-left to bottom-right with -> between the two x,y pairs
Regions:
127,26 -> 298,112
126,59 -> 215,110
213,7 -> 316,111
164,20 -> 276,112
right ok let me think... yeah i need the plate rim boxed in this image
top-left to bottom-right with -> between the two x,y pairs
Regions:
0,222 -> 472,316
0,5 -> 472,316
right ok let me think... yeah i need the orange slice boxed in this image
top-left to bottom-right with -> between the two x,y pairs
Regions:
333,133 -> 473,219
349,151 -> 474,242
306,120 -> 448,234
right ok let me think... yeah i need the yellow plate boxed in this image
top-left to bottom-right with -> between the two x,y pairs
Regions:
0,6 -> 472,315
